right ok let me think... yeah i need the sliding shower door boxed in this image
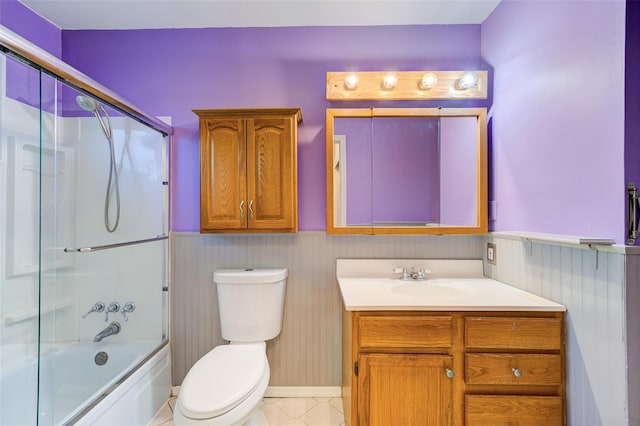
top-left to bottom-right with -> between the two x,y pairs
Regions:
38,80 -> 168,425
0,49 -> 43,426
0,46 -> 169,425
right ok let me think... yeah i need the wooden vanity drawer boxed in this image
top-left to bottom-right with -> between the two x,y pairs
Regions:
358,315 -> 453,349
465,353 -> 562,385
466,395 -> 563,426
465,317 -> 562,350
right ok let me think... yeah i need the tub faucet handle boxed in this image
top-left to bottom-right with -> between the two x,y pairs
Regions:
120,302 -> 135,321
82,302 -> 105,319
105,302 -> 121,322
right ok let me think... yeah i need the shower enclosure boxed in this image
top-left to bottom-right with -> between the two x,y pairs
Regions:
0,27 -> 171,425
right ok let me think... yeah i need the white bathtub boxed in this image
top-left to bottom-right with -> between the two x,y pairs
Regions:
0,341 -> 171,426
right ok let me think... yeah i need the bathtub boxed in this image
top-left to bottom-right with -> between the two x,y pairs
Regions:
0,341 -> 170,426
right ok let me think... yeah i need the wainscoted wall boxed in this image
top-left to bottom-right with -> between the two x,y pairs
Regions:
170,232 -> 483,386
483,235 -> 629,426
171,231 -> 637,425
626,254 -> 640,426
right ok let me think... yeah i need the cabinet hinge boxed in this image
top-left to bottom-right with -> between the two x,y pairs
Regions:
354,361 -> 359,377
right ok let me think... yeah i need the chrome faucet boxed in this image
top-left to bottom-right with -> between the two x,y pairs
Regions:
94,321 -> 121,342
393,267 -> 431,281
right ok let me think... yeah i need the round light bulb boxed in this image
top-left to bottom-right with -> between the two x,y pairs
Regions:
419,72 -> 438,90
344,73 -> 359,90
458,72 -> 478,89
382,73 -> 398,90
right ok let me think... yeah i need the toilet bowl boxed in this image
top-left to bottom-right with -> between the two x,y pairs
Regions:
174,269 -> 287,426
173,343 -> 269,425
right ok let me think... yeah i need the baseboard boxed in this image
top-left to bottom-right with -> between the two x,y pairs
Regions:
264,386 -> 341,398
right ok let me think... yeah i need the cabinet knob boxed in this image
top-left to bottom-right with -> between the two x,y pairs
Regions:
249,200 -> 254,219
445,368 -> 454,379
512,367 -> 522,378
239,200 -> 245,219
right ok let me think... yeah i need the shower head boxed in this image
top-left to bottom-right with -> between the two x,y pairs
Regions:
76,95 -> 100,112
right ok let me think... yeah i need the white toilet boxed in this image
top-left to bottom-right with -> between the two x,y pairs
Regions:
174,268 -> 287,426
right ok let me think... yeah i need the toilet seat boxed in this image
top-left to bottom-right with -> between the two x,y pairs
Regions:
178,343 -> 267,420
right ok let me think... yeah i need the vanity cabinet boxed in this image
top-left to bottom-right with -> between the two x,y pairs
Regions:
342,311 -> 565,426
194,108 -> 302,233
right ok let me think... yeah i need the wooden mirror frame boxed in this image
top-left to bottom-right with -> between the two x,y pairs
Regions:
325,107 -> 488,235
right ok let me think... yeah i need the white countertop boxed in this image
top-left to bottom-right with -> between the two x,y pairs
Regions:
336,259 -> 566,312
338,277 -> 566,312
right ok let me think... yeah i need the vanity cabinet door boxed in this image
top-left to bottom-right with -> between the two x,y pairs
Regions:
357,354 -> 453,426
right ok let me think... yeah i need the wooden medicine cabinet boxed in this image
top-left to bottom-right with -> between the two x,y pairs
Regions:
326,107 -> 487,235
195,108 -> 302,233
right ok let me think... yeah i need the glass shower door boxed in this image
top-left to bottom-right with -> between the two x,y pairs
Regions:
0,51 -> 45,426
36,79 -> 168,425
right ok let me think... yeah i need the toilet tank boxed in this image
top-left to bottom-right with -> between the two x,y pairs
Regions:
214,268 -> 287,342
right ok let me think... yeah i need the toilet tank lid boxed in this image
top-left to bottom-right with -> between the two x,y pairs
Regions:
214,268 -> 288,284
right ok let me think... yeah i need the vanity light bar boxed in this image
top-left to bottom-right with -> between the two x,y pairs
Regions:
326,71 -> 488,100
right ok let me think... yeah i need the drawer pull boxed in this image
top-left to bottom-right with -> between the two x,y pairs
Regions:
445,368 -> 455,379
512,367 -> 522,378
239,200 -> 245,219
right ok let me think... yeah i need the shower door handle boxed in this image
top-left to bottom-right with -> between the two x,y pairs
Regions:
239,200 -> 245,219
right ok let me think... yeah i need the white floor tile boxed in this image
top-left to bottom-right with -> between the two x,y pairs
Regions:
148,396 -> 345,426
275,398 -> 318,418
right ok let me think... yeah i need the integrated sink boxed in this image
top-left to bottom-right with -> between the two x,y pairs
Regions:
336,259 -> 566,312
391,280 -> 466,300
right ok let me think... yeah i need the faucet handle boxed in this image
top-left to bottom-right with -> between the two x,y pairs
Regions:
105,302 -> 121,322
120,302 -> 135,321
418,268 -> 432,280
393,267 -> 409,280
82,302 -> 105,319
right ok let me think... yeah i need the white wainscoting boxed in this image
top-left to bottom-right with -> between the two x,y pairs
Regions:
483,235 -> 628,426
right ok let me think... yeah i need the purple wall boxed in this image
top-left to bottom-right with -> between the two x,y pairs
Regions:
60,25 -> 483,231
1,0 -> 62,111
626,0 -> 640,244
481,0 -> 626,242
0,0 -> 61,58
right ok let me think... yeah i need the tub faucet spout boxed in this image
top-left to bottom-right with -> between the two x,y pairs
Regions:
94,321 -> 121,342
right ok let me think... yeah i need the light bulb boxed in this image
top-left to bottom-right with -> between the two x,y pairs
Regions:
458,72 -> 478,89
419,72 -> 438,90
344,73 -> 359,90
382,73 -> 398,90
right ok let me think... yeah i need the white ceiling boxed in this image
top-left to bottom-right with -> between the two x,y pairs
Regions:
19,0 -> 501,30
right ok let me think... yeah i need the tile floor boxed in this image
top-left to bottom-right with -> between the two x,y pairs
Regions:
149,396 -> 345,426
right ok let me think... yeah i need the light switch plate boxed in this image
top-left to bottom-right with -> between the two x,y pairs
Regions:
487,243 -> 497,265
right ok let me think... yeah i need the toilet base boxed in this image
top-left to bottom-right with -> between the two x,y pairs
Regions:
244,409 -> 267,426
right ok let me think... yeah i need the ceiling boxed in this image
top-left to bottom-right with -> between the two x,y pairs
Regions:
19,0 -> 502,30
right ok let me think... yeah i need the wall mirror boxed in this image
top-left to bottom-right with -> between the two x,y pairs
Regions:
325,107 -> 487,235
